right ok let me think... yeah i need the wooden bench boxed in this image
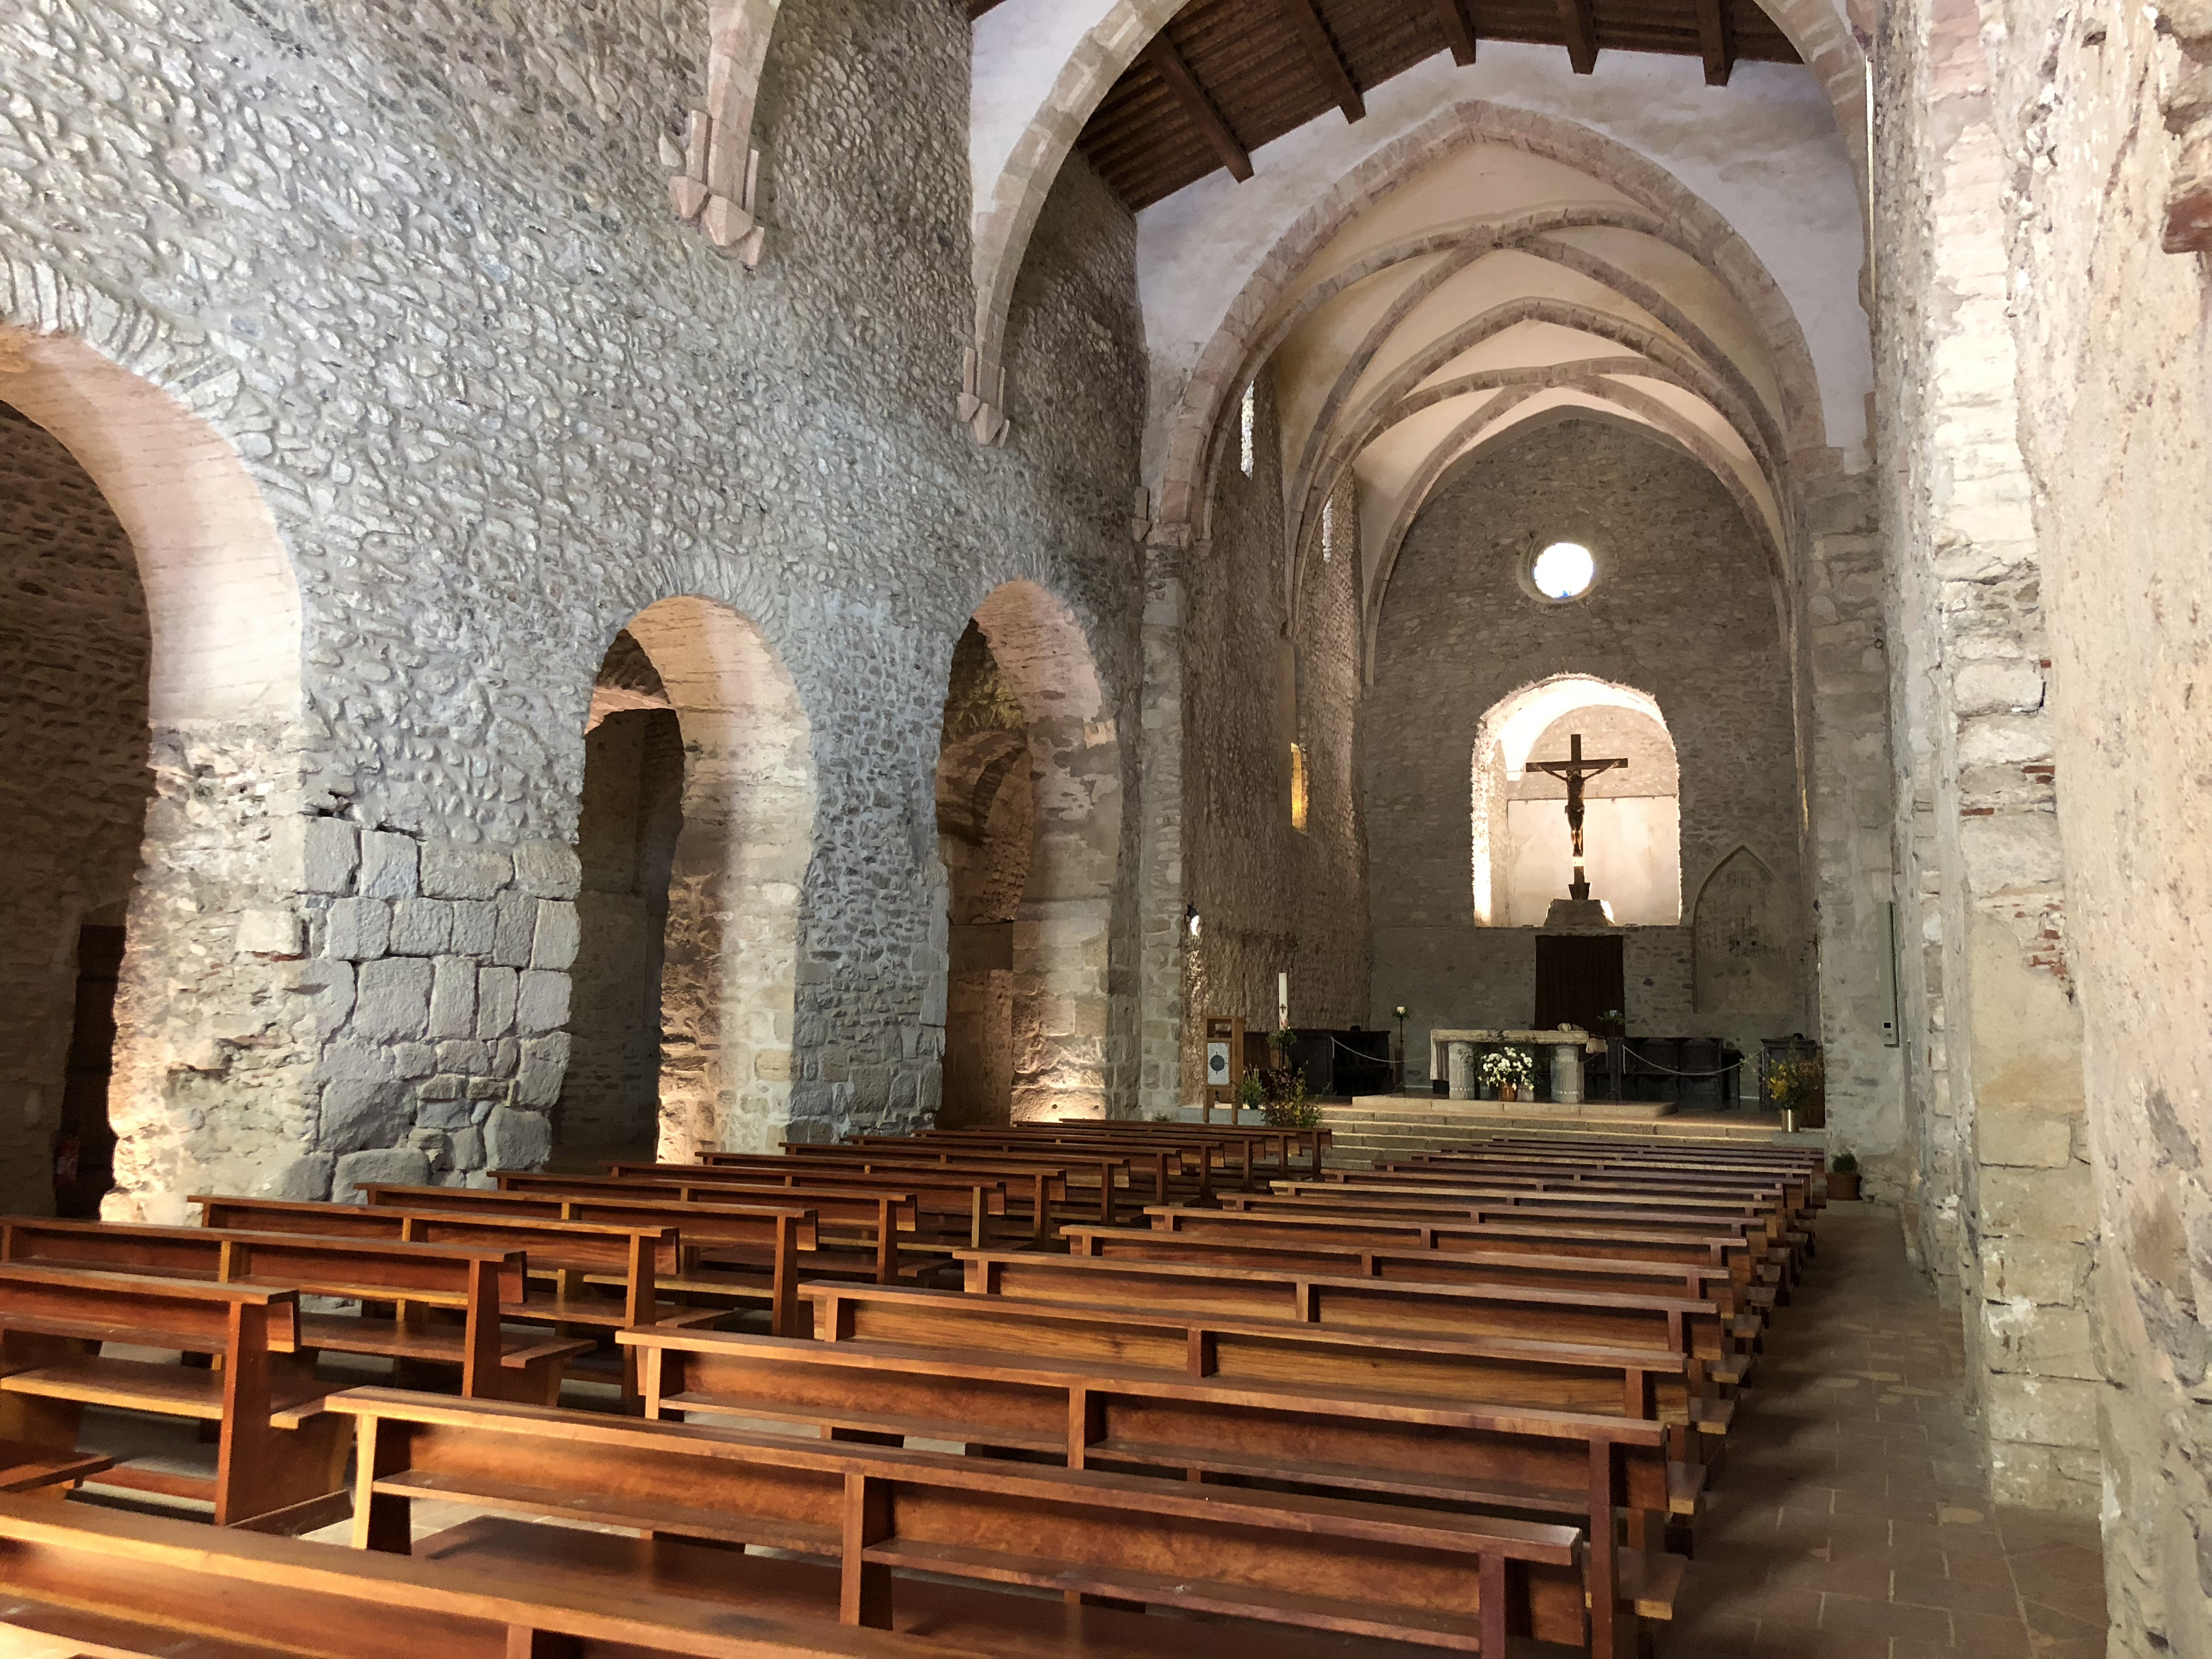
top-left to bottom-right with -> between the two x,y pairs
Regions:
0,1263 -> 347,1529
909,1124 -> 1323,1191
957,1246 -> 1735,1379
0,1217 -> 588,1403
805,1281 -> 1729,1444
624,1324 -> 1685,1657
333,1386 -> 1590,1655
669,1158 -> 1040,1249
1328,1174 -> 1811,1271
195,1196 -> 716,1403
778,1145 -> 1134,1225
0,1489 -> 985,1659
472,1173 -> 912,1285
1056,1222 -> 1752,1324
1133,1203 -> 1790,1288
359,1181 -> 821,1323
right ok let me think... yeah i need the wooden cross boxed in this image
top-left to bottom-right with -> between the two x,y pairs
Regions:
1526,733 -> 1627,901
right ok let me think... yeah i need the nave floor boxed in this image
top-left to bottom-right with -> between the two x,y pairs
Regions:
1663,1203 -> 2106,1658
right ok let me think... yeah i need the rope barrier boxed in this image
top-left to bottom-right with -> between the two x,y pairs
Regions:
1614,1046 -> 1746,1079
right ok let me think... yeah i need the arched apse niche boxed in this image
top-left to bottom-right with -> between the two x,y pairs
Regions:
957,582 -> 1123,1123
0,324 -> 302,1223
589,596 -> 817,1160
1472,677 -> 1682,927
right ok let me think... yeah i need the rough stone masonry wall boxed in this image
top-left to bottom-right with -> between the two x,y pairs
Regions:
1969,0 -> 2212,1637
1364,419 -> 1808,1076
0,0 -> 1146,1214
0,405 -> 153,1215
1874,0 -> 2103,1523
1177,374 -> 1371,1099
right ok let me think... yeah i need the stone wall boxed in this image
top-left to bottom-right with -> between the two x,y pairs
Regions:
0,405 -> 153,1215
1365,419 -> 1808,1078
1178,377 -> 1371,1097
1946,0 -> 2212,1633
1,0 -> 1147,1209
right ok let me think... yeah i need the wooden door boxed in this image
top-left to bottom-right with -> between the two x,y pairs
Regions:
1533,934 -> 1625,1033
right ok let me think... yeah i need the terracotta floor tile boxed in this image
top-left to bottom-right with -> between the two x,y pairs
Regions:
1670,1207 -> 2109,1659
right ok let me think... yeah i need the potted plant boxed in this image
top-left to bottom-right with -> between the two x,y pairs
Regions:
1479,1046 -> 1536,1103
1827,1150 -> 1860,1201
1232,1071 -> 1266,1125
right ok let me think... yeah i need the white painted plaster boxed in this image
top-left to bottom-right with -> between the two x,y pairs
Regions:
1136,45 -> 1868,480
969,0 -> 1120,243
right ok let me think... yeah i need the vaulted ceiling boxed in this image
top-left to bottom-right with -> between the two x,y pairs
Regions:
969,0 -> 1802,212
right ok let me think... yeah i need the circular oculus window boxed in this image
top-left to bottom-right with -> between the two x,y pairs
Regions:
1531,541 -> 1597,601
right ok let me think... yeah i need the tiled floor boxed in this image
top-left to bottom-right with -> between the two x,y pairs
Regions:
1662,1202 -> 2108,1659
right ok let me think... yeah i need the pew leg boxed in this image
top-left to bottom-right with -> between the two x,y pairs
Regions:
231,1410 -> 353,1531
0,1390 -> 84,1458
506,1629 -> 582,1659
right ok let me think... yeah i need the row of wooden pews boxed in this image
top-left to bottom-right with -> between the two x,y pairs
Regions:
0,1120 -> 1826,1659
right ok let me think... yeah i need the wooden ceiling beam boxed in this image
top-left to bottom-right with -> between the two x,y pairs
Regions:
1428,0 -> 1480,65
1695,0 -> 1736,82
1142,33 -> 1254,182
1275,0 -> 1366,122
1554,0 -> 1599,72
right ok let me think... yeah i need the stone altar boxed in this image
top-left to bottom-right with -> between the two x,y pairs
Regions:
1428,1027 -> 1602,1104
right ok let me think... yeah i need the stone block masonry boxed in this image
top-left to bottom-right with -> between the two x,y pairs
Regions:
3,0 -> 1147,1212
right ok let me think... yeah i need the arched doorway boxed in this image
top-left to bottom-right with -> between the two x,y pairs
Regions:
0,400 -> 153,1214
1,325 -> 300,1221
1472,675 -> 1682,927
935,583 -> 1121,1124
935,624 -> 1035,1126
557,632 -> 685,1164
557,596 -> 816,1162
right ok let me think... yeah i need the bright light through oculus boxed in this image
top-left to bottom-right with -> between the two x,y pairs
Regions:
1532,542 -> 1595,600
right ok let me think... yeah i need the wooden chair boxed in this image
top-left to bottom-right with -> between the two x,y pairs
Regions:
0,1217 -> 588,1404
333,1386 -> 1590,1655
0,1263 -> 348,1529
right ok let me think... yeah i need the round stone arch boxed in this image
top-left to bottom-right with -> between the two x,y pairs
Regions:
963,580 -> 1123,1122
0,291 -> 307,1222
1470,674 -> 1682,927
617,594 -> 818,1157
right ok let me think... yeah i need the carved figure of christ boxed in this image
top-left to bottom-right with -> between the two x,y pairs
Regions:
1526,733 -> 1629,901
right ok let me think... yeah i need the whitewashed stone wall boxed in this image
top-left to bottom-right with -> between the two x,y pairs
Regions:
0,406 -> 153,1215
1930,0 -> 2212,1634
0,0 -> 1147,1211
1365,419 -> 1810,1073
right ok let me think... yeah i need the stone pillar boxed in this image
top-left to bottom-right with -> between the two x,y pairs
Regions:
1137,539 -> 1187,1119
1802,473 -> 1907,1190
1877,0 -> 2100,1514
1447,1042 -> 1477,1101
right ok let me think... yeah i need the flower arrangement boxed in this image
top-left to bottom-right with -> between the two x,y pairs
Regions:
1479,1047 -> 1536,1091
1765,1053 -> 1825,1115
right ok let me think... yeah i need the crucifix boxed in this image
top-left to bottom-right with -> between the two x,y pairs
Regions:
1527,733 -> 1628,901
